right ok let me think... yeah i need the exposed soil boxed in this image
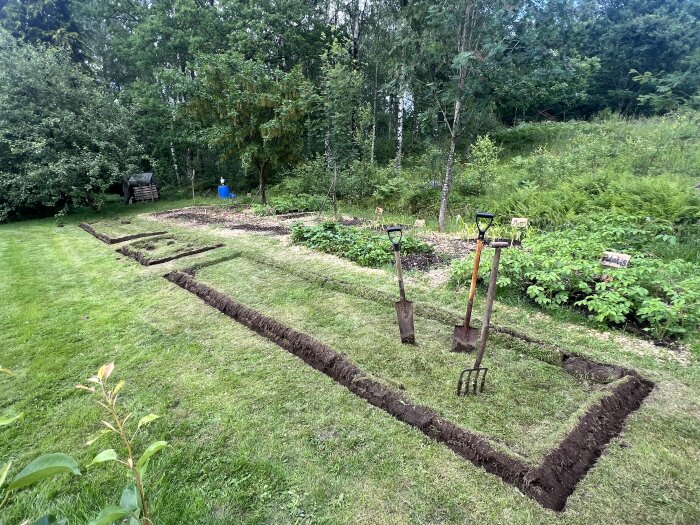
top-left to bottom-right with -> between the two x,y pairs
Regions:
227,224 -> 290,235
562,355 -> 637,383
338,216 -> 369,227
525,375 -> 653,511
80,222 -> 167,244
401,253 -> 446,271
417,233 -> 475,259
150,205 -> 320,234
117,243 -> 224,266
164,270 -> 654,512
274,211 -> 316,219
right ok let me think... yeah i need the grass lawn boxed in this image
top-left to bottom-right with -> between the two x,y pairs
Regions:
2,200 -> 700,524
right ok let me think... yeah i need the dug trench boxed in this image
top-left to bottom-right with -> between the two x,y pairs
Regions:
184,251 -> 646,378
164,269 -> 654,512
200,251 -> 616,373
79,222 -> 167,244
117,243 -> 225,266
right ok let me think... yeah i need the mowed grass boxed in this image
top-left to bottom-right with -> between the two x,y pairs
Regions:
0,204 -> 699,524
196,257 -> 601,462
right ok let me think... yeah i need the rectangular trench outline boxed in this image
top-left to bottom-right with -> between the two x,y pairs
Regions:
190,250 -> 643,380
164,269 -> 654,512
117,243 -> 225,266
79,222 -> 167,244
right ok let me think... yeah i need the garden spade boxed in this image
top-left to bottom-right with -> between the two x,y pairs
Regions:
452,211 -> 494,352
387,226 -> 415,344
457,241 -> 508,396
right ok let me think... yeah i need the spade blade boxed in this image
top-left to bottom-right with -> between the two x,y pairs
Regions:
395,299 -> 415,344
452,323 -> 479,353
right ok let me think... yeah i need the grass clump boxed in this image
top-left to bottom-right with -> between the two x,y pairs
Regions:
291,222 -> 433,267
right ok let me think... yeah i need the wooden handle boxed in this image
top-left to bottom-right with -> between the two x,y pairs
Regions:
468,239 -> 484,302
462,239 -> 483,327
473,246 -> 503,369
394,250 -> 406,301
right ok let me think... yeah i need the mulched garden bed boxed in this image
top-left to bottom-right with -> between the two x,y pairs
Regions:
165,269 -> 654,512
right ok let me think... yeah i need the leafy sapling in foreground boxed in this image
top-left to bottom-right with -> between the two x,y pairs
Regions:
77,363 -> 168,525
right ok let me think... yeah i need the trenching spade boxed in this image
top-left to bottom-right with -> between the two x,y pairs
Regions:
387,226 -> 415,344
452,212 -> 494,352
457,241 -> 508,396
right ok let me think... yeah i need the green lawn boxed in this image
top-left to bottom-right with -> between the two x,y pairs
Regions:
2,201 -> 700,524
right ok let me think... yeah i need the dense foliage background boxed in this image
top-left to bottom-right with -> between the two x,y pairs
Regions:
0,0 -> 698,222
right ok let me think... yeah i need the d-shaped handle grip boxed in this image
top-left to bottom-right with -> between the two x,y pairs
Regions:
475,212 -> 494,240
387,226 -> 403,251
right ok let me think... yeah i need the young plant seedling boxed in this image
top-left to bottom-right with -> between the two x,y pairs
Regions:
77,363 -> 168,525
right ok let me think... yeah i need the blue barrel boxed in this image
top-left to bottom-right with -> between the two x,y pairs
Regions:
218,185 -> 230,199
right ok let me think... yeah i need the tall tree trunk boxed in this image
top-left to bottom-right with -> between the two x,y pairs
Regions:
332,162 -> 338,217
170,118 -> 180,186
371,63 -> 378,165
438,99 -> 461,231
170,142 -> 180,186
438,3 -> 472,232
258,163 -> 267,204
412,96 -> 420,143
395,66 -> 405,171
187,147 -> 195,203
324,130 -> 331,169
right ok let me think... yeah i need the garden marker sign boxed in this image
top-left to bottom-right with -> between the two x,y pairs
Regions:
511,217 -> 529,228
601,251 -> 631,268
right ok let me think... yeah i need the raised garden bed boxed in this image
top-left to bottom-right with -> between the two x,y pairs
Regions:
117,234 -> 223,266
80,220 -> 166,244
164,268 -> 653,512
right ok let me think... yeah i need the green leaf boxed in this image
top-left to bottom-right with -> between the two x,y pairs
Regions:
0,412 -> 24,426
136,441 -> 168,473
88,449 -> 119,467
87,506 -> 135,525
120,483 -> 141,512
32,516 -> 68,525
7,453 -> 80,491
136,413 -> 160,431
0,461 -> 12,489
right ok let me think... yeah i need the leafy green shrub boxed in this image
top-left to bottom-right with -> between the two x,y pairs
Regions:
0,34 -> 142,222
450,215 -> 700,339
291,222 -> 433,267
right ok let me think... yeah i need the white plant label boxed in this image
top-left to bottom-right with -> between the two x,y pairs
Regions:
601,251 -> 631,268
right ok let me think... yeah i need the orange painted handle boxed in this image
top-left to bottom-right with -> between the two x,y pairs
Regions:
468,239 -> 484,301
